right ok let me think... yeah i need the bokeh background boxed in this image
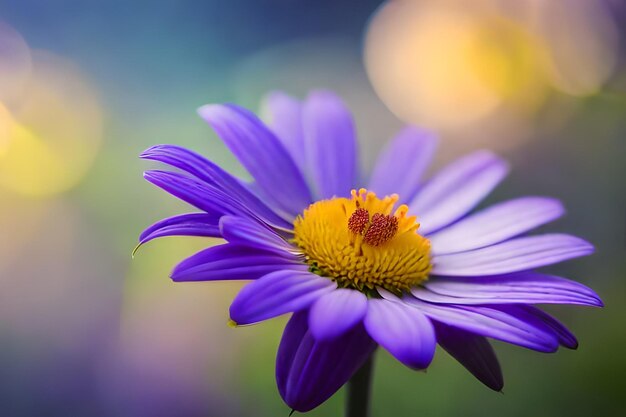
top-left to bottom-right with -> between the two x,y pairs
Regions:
1,1 -> 625,416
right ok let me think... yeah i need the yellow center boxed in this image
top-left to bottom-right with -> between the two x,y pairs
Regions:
293,188 -> 432,293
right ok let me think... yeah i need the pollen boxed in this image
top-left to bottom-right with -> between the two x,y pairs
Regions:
348,208 -> 370,235
293,188 -> 432,293
364,213 -> 399,246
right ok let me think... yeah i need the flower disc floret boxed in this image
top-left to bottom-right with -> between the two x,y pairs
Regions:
293,188 -> 432,292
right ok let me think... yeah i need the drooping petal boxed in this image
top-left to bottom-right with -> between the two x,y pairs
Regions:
138,213 -> 222,247
519,305 -> 579,349
219,216 -> 298,257
171,244 -> 306,282
141,145 -> 292,229
364,298 -> 436,369
198,103 -> 312,217
302,90 -> 357,199
229,270 -> 335,325
415,272 -> 602,307
434,322 -> 503,391
276,311 -> 310,409
382,291 -> 559,352
308,289 -> 368,341
432,234 -> 594,276
261,91 -> 307,175
429,197 -> 565,255
409,151 -> 509,235
368,126 -> 437,203
277,310 -> 377,412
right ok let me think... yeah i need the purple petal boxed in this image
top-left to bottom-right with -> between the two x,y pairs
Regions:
435,322 -> 503,391
382,291 -> 559,352
141,145 -> 292,229
261,91 -> 307,175
519,305 -> 579,349
144,170 -> 246,217
364,298 -> 436,369
308,289 -> 368,341
432,234 -> 594,276
219,216 -> 298,257
138,213 -> 221,247
197,103 -> 312,217
141,144 -> 237,187
415,272 -> 602,306
368,126 -> 437,203
430,197 -> 565,255
171,244 -> 306,282
302,90 -> 357,199
277,310 -> 377,412
229,270 -> 335,325
409,151 -> 509,235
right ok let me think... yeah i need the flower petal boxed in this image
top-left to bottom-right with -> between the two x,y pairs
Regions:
219,216 -> 297,257
138,213 -> 221,247
410,151 -> 509,235
302,90 -> 357,199
519,305 -> 579,349
368,126 -> 437,203
415,272 -> 602,307
229,270 -> 335,325
277,310 -> 377,412
197,103 -> 312,217
434,322 -> 503,391
171,244 -> 306,282
308,289 -> 368,341
141,144 -> 292,229
383,291 -> 559,352
261,91 -> 307,175
364,298 -> 436,369
429,197 -> 565,255
144,170 -> 243,216
432,234 -> 594,276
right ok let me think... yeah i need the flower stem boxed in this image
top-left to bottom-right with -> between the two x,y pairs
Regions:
346,354 -> 374,417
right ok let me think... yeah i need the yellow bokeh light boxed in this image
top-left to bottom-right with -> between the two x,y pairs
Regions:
466,18 -> 547,109
365,1 -> 550,129
0,51 -> 103,197
0,120 -> 71,195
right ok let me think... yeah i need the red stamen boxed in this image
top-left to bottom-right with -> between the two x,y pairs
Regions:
364,213 -> 398,246
348,208 -> 370,235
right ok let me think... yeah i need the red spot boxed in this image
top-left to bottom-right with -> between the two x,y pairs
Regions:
348,208 -> 370,235
364,213 -> 398,246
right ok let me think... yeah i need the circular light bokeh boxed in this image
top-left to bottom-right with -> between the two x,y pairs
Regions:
364,0 -> 620,134
0,51 -> 103,197
365,1 -> 550,130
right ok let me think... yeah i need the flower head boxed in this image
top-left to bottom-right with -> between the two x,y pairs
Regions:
139,90 -> 602,412
293,188 -> 431,293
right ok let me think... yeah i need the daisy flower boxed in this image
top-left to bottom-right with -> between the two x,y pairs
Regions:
138,90 -> 602,413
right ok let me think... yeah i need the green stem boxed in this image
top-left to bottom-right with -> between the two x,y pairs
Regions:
346,354 -> 375,417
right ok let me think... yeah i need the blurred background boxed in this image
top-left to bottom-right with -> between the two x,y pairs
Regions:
0,0 -> 625,416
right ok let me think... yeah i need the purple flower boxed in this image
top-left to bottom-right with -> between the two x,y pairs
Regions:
139,90 -> 602,413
